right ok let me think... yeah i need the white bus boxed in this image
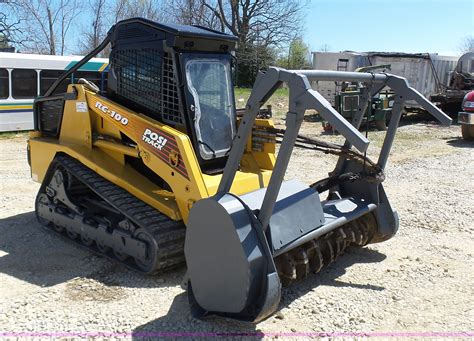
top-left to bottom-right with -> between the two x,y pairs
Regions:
0,52 -> 108,132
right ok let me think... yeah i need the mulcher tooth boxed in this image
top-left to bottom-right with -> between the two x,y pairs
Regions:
306,240 -> 324,273
275,253 -> 297,287
334,228 -> 347,256
352,223 -> 365,246
359,214 -> 376,245
319,238 -> 335,265
358,220 -> 370,246
343,225 -> 357,244
293,247 -> 310,280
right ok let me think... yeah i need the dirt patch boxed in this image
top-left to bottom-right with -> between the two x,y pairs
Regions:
65,277 -> 127,302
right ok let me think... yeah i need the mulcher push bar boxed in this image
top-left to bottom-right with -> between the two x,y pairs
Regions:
218,67 -> 452,233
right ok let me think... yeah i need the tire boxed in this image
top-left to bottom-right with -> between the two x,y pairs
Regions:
461,125 -> 474,140
375,119 -> 387,131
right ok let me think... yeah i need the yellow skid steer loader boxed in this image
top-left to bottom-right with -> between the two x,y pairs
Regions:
28,18 -> 451,321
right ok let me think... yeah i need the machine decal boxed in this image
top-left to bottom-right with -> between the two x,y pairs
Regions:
142,128 -> 168,150
95,101 -> 129,126
139,126 -> 189,179
76,102 -> 88,113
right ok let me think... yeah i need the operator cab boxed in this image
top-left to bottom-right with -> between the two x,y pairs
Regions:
107,18 -> 238,173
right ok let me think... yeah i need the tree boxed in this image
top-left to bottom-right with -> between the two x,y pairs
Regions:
197,0 -> 306,86
10,0 -> 81,55
0,19 -> 15,52
78,0 -> 108,56
201,0 -> 304,46
166,0 -> 221,29
287,37 -> 311,69
0,5 -> 24,51
459,35 -> 474,53
318,44 -> 330,52
112,0 -> 165,22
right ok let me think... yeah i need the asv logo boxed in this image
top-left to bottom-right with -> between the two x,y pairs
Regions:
142,128 -> 168,150
95,101 -> 128,126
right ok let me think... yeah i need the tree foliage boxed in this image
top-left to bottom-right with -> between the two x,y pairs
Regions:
162,0 -> 305,86
4,0 -> 307,85
287,37 -> 311,69
0,12 -> 18,51
9,0 -> 80,55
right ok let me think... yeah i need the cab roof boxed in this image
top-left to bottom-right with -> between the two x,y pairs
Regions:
112,18 -> 238,43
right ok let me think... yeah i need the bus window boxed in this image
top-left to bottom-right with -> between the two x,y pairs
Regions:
12,69 -> 38,99
40,70 -> 71,95
0,68 -> 8,99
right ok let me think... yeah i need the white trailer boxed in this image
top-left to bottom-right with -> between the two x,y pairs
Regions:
311,51 -> 459,109
367,53 -> 458,108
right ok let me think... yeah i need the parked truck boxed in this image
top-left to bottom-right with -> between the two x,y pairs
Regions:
431,52 -> 474,114
458,90 -> 474,140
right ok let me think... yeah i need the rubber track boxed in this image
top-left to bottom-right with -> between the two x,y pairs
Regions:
48,154 -> 186,274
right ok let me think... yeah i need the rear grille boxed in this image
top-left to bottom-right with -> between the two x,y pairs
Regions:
117,26 -> 148,40
37,99 -> 64,136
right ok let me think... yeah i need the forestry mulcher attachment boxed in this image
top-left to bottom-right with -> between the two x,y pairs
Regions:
28,18 -> 451,322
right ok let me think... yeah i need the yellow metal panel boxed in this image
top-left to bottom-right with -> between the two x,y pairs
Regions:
59,85 -> 93,148
29,138 -> 181,220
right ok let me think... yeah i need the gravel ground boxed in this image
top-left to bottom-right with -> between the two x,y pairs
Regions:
0,121 -> 473,338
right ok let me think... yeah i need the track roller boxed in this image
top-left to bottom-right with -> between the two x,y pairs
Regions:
35,155 -> 185,274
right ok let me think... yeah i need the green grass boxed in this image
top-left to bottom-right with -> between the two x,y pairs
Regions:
234,87 -> 290,118
0,131 -> 29,140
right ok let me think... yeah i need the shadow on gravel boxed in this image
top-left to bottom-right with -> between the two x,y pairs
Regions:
132,292 -> 261,339
131,247 -> 386,337
445,137 -> 473,148
0,211 -> 183,289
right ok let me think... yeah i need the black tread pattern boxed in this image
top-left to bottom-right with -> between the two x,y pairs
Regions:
52,154 -> 186,274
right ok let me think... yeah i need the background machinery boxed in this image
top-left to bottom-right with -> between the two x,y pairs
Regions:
28,18 -> 452,322
326,64 -> 394,132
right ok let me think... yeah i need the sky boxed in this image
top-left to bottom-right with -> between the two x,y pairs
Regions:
303,0 -> 474,56
9,0 -> 472,56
